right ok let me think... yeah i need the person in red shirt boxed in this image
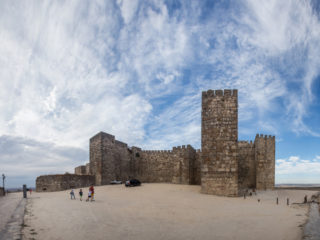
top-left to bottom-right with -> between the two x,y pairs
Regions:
89,185 -> 94,201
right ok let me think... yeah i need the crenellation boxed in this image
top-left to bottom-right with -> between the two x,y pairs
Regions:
224,89 -> 232,96
217,89 -> 224,96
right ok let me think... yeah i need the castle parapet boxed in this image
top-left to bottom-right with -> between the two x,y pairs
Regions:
202,89 -> 238,98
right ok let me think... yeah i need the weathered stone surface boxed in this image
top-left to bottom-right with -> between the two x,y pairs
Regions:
75,165 -> 86,175
36,174 -> 95,192
201,89 -> 239,196
194,150 -> 202,185
36,89 -> 275,196
238,141 -> 255,189
255,134 -> 275,190
90,132 -> 132,185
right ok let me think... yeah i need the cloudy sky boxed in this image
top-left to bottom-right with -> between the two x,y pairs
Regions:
0,0 -> 319,188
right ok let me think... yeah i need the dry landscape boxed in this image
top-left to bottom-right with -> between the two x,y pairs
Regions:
22,184 -> 316,240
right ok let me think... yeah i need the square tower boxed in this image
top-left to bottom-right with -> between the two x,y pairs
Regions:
201,89 -> 239,196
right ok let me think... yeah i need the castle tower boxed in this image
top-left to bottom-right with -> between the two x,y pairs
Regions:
254,134 -> 275,190
201,89 -> 239,196
89,132 -> 112,185
90,132 -> 133,185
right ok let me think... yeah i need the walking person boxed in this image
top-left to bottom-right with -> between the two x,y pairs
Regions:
70,189 -> 76,200
79,189 -> 83,201
89,185 -> 95,201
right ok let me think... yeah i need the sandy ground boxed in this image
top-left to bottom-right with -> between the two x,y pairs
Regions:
22,184 -> 317,240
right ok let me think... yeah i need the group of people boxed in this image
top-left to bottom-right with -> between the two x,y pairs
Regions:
70,185 -> 95,202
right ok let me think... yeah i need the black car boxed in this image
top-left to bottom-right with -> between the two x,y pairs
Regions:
125,179 -> 141,187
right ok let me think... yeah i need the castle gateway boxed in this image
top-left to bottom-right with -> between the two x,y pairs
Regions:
36,89 -> 275,196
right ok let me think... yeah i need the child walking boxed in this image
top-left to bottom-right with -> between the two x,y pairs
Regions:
79,189 -> 83,201
70,189 -> 76,200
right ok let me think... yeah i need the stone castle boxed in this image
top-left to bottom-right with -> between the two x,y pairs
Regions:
36,89 -> 275,196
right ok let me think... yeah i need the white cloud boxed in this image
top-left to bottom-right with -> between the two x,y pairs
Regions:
276,155 -> 320,175
117,0 -> 139,24
0,135 -> 87,187
240,0 -> 320,135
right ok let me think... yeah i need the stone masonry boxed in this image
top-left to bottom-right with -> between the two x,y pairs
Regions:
36,89 -> 275,196
36,174 -> 94,192
201,89 -> 238,196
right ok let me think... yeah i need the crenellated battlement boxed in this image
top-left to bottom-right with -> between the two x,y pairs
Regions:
172,144 -> 195,151
254,134 -> 275,141
142,150 -> 172,154
238,140 -> 254,147
202,89 -> 238,98
140,144 -> 196,154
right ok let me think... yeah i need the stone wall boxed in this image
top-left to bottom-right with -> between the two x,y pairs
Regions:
201,89 -> 239,196
254,134 -> 275,190
137,150 -> 173,182
36,174 -> 95,192
75,165 -> 87,175
88,132 -> 200,185
172,145 -> 196,184
194,150 -> 202,185
238,141 -> 255,189
85,163 -> 90,174
131,145 -> 197,184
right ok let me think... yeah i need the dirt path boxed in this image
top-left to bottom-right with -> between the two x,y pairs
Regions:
0,192 -> 26,240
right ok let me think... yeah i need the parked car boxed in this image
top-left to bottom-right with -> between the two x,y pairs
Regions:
125,179 -> 141,187
110,180 -> 122,184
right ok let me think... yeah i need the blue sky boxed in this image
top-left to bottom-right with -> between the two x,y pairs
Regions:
0,0 -> 319,188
